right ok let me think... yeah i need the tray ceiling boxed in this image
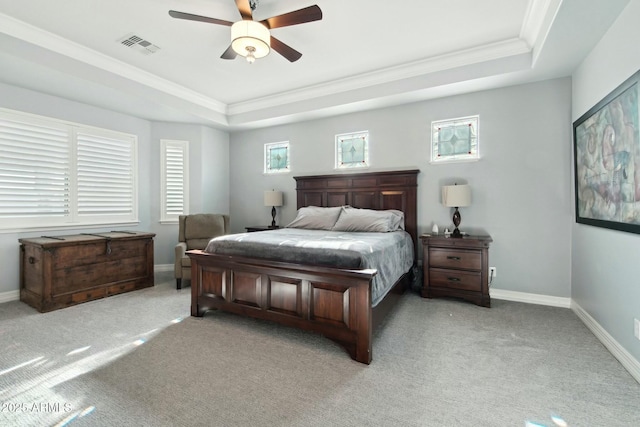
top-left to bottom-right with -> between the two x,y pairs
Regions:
0,0 -> 631,130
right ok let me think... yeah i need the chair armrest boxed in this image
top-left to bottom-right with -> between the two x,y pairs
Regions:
175,242 -> 188,259
175,242 -> 188,276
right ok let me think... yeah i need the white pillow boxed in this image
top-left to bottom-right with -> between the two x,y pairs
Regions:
332,207 -> 404,232
285,206 -> 343,230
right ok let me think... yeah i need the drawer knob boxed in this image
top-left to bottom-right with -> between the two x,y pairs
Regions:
28,256 -> 36,264
446,256 -> 461,261
447,277 -> 461,282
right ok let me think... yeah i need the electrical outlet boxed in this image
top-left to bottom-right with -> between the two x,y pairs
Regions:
489,267 -> 497,280
635,318 -> 640,341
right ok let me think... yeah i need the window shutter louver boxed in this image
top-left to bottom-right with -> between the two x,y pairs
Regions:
161,140 -> 188,221
0,117 -> 70,219
77,133 -> 134,216
165,146 -> 185,215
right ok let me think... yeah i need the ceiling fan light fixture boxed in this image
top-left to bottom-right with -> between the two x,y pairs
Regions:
231,20 -> 270,62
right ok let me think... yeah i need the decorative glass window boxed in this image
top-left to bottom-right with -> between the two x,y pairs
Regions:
264,141 -> 290,174
335,131 -> 369,169
431,115 -> 479,163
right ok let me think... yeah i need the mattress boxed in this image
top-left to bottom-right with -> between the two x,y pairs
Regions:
204,228 -> 414,306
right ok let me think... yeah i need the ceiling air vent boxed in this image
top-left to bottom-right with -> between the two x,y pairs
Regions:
118,33 -> 160,55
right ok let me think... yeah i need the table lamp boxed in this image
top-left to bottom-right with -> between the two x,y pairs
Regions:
442,184 -> 471,237
264,190 -> 283,228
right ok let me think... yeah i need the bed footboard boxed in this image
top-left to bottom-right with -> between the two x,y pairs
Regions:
188,250 -> 378,364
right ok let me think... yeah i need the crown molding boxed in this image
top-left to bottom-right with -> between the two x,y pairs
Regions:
520,0 -> 563,65
0,12 -> 227,115
227,37 -> 531,116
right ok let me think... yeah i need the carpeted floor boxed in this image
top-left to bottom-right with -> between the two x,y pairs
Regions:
1,272 -> 639,426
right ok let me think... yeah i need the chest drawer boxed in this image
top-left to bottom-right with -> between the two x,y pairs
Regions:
429,248 -> 482,270
429,268 -> 482,291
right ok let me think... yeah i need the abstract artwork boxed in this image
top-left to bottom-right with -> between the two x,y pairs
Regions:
573,69 -> 640,234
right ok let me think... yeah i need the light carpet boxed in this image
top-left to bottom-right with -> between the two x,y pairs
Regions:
1,274 -> 639,426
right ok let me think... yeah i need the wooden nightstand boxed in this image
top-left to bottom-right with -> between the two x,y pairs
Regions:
420,232 -> 492,307
245,225 -> 280,232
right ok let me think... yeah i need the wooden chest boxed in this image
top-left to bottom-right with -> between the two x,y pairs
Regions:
19,231 -> 155,312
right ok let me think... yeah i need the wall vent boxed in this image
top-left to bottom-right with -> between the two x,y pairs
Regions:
117,33 -> 160,55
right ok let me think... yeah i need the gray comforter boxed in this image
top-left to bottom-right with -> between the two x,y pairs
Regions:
204,228 -> 414,306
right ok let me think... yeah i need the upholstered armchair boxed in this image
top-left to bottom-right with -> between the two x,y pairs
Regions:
175,213 -> 230,289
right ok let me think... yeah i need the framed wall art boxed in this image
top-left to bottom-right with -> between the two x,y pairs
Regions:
573,69 -> 640,234
431,115 -> 479,163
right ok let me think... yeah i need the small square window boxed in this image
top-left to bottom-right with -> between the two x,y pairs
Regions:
431,115 -> 479,163
264,141 -> 290,174
335,131 -> 369,169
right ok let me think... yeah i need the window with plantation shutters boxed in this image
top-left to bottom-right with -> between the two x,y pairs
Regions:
160,139 -> 189,222
0,109 -> 138,230
77,131 -> 135,217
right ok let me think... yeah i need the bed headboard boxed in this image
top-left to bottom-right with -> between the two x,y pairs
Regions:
294,169 -> 420,247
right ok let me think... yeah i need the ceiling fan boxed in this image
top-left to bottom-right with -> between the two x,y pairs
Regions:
169,0 -> 322,63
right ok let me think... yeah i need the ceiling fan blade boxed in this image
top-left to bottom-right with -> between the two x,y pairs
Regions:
261,5 -> 322,29
221,45 -> 237,60
169,10 -> 233,26
235,0 -> 253,20
270,36 -> 302,62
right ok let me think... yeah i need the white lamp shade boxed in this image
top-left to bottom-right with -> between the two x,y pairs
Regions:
442,184 -> 471,207
231,20 -> 270,58
264,190 -> 283,207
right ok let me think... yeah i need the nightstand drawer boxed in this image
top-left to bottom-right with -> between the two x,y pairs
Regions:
429,268 -> 482,291
429,248 -> 482,270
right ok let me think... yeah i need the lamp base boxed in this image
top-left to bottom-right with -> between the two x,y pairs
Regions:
270,206 -> 277,228
451,207 -> 463,238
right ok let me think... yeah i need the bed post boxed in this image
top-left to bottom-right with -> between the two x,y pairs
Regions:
353,280 -> 373,364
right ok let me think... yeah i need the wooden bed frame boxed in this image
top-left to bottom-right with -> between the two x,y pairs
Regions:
187,169 -> 419,364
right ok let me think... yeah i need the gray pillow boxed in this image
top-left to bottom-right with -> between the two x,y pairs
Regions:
387,209 -> 405,230
332,207 -> 404,232
285,206 -> 343,230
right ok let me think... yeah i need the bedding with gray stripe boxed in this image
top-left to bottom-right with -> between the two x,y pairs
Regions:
204,228 -> 414,306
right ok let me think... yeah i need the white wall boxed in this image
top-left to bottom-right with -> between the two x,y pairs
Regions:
201,126 -> 230,215
229,78 -> 573,298
571,0 -> 640,362
0,83 -> 230,295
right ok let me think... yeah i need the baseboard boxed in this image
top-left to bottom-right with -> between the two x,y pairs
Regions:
572,301 -> 640,384
0,290 -> 19,304
490,288 -> 572,308
154,264 -> 173,273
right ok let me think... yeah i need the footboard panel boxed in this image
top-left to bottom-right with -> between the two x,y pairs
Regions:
188,250 -> 377,364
